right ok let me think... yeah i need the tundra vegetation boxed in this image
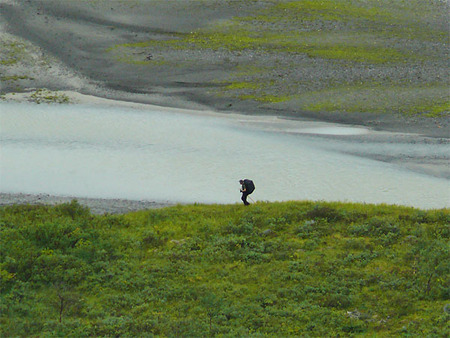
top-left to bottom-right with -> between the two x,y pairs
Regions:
0,36 -> 44,91
109,0 -> 449,117
1,201 -> 448,336
0,35 -> 71,103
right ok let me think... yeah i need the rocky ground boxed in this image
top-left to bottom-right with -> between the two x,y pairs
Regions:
0,193 -> 175,215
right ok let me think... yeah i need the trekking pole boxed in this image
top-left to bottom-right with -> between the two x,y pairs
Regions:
248,196 -> 255,203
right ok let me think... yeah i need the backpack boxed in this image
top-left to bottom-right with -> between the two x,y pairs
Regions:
244,179 -> 255,194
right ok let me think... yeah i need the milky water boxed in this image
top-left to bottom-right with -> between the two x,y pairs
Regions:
1,102 -> 449,209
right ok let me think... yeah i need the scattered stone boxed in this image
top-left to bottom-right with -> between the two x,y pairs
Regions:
170,239 -> 186,246
346,310 -> 362,319
261,229 -> 274,236
304,220 -> 316,226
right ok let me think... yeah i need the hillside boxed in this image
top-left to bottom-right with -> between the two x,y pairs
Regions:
1,201 -> 448,336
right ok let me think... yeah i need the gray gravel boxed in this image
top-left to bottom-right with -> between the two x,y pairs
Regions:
1,0 -> 448,136
0,193 -> 176,215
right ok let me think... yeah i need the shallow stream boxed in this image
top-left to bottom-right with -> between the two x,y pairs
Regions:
1,102 -> 449,209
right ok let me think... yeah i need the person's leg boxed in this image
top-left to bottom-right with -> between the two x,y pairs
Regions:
241,192 -> 250,205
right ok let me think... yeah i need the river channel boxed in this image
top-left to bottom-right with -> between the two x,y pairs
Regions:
1,102 -> 449,209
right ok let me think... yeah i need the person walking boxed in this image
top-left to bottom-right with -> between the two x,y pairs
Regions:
239,179 -> 255,205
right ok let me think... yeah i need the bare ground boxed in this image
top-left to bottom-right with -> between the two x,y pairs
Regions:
0,193 -> 176,215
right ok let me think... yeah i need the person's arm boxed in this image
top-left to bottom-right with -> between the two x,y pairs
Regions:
241,184 -> 246,192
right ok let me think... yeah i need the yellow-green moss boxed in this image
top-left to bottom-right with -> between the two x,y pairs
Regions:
239,93 -> 293,103
224,81 -> 261,90
0,41 -> 28,65
411,101 -> 450,118
269,0 -> 395,23
105,0 -> 447,118
0,75 -> 33,82
303,84 -> 449,116
29,89 -> 71,104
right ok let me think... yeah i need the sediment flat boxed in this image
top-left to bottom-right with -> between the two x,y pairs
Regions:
1,0 -> 448,137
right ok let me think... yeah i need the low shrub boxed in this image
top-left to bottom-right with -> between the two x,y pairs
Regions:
0,201 -> 447,336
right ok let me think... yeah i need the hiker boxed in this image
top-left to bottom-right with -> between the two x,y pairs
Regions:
239,179 -> 255,205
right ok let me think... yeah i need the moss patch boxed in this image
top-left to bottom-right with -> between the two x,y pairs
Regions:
104,1 -> 449,117
29,89 -> 71,104
0,75 -> 34,82
0,41 -> 27,65
302,84 -> 449,116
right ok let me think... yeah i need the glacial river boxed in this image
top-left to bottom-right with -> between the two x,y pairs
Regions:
1,102 -> 449,209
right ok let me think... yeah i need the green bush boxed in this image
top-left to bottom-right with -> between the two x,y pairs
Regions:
306,204 -> 343,222
0,201 -> 448,336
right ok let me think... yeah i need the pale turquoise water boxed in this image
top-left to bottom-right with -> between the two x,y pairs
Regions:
1,102 -> 449,209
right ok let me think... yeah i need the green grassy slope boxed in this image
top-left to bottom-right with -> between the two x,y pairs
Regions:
1,201 -> 448,336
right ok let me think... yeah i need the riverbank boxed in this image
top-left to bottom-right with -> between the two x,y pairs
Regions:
2,98 -> 449,210
0,193 -> 175,215
1,0 -> 448,137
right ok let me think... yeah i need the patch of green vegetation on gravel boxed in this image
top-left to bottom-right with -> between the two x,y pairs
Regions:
178,29 -> 410,63
248,0 -> 447,42
0,41 -> 27,66
111,0 -> 446,62
301,84 -> 450,117
29,89 -> 71,104
108,0 -> 448,117
0,35 -> 57,96
0,75 -> 34,82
